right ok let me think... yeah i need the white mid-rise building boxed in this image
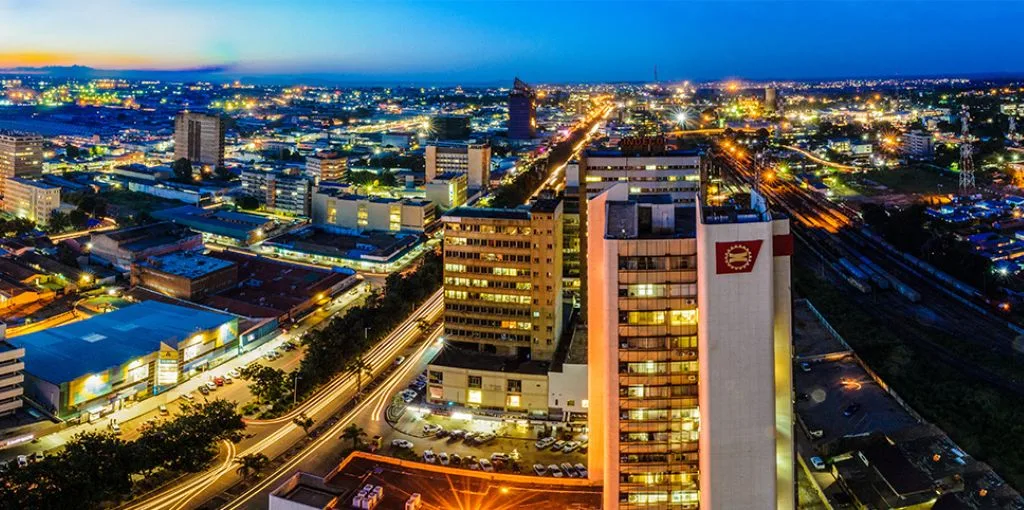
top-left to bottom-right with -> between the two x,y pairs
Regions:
0,130 -> 43,197
587,183 -> 794,509
2,177 -> 61,225
425,142 -> 491,190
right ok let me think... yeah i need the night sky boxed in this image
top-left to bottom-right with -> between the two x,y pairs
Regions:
2,0 -> 1023,83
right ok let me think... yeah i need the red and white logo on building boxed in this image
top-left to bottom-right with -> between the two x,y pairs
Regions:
715,240 -> 764,274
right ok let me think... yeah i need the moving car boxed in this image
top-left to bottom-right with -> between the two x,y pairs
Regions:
110,422 -> 121,434
391,439 -> 414,449
800,362 -> 812,372
395,356 -> 406,365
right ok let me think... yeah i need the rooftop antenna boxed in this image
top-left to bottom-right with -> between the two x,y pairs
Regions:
959,105 -> 976,195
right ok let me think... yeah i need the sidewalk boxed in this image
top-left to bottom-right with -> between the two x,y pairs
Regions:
0,283 -> 370,462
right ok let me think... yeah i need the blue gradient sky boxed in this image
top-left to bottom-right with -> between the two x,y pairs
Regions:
2,0 -> 1023,83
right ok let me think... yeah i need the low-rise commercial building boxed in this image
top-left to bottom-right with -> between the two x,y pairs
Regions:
312,188 -> 436,233
90,222 -> 204,271
903,131 -> 935,160
152,205 -> 277,246
424,171 -> 468,210
131,251 -> 238,300
426,346 -> 549,415
425,142 -> 491,190
1,177 -> 60,225
0,339 -> 25,417
9,300 -> 238,419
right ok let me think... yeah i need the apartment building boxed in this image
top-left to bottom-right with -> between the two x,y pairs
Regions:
305,151 -> 347,184
173,112 -> 225,168
2,177 -> 61,225
424,171 -> 468,210
240,169 -> 314,216
0,339 -> 25,417
425,142 -> 491,190
312,189 -> 436,233
0,130 -> 43,197
587,183 -> 794,509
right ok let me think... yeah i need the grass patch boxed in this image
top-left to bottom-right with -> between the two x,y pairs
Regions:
839,164 -> 957,196
794,264 -> 1024,489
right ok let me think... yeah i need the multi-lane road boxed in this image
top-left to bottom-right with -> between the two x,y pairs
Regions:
116,289 -> 443,510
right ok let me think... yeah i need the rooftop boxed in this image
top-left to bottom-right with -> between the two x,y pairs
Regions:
443,206 -> 531,221
8,300 -> 234,384
7,177 -> 58,190
431,345 -> 549,375
137,251 -> 236,279
152,206 -> 273,241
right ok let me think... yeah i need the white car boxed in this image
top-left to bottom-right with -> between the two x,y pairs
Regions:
205,381 -> 217,391
548,464 -> 564,478
551,440 -> 566,451
475,432 -> 496,444
391,439 -> 414,449
16,455 -> 28,468
110,422 -> 122,434
560,462 -> 576,477
423,423 -> 442,435
400,389 -> 417,403
423,449 -> 437,463
227,369 -> 240,378
395,356 -> 406,365
562,441 -> 580,454
810,456 -> 827,470
478,459 -> 495,472
439,452 -> 450,466
535,436 -> 556,449
574,463 -> 588,478
532,463 -> 547,476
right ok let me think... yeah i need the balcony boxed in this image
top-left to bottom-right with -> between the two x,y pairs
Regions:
0,386 -> 23,403
0,361 -> 24,377
0,399 -> 22,415
0,373 -> 24,389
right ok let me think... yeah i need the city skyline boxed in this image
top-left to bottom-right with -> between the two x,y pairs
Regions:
4,0 -> 1024,84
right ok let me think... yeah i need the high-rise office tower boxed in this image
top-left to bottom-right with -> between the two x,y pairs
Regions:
0,130 -> 43,197
441,199 -> 563,361
508,77 -> 537,140
430,114 -> 472,140
587,183 -> 794,509
173,112 -> 225,168
425,142 -> 492,190
765,87 -> 778,114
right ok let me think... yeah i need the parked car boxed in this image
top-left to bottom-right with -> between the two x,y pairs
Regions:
535,436 -> 556,449
490,452 -> 510,463
180,392 -> 195,401
551,440 -> 567,451
560,462 -> 576,477
159,405 -> 169,415
574,463 -> 588,478
809,429 -> 824,439
451,453 -> 462,466
16,455 -> 28,468
463,432 -> 479,445
423,424 -> 442,436
800,362 -> 811,372
400,389 -> 418,403
0,461 -> 9,472
110,422 -> 121,434
205,381 -> 218,391
439,452 -> 450,466
370,435 -> 383,451
198,385 -> 210,395
449,429 -> 466,440
227,369 -> 241,378
223,375 -> 233,385
533,463 -> 548,476
213,376 -> 225,387
578,440 -> 589,453
475,432 -> 496,445
843,402 -> 862,417
562,441 -> 580,454
32,453 -> 44,463
435,429 -> 449,439
810,456 -> 827,470
478,459 -> 494,472
423,449 -> 436,463
391,439 -> 414,449
548,464 -> 564,478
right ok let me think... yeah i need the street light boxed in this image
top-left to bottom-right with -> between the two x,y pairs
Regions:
293,373 -> 301,406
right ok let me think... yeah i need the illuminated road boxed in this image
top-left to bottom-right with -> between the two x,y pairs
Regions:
118,290 -> 444,510
47,218 -> 119,241
779,144 -> 860,171
529,103 -> 614,201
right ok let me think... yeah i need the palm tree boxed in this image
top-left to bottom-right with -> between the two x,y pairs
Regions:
292,413 -> 315,436
347,356 -> 372,393
234,453 -> 269,481
340,424 -> 367,450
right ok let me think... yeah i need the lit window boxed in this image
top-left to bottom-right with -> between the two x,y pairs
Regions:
669,309 -> 698,326
468,389 -> 482,404
507,395 -> 521,408
429,386 -> 443,400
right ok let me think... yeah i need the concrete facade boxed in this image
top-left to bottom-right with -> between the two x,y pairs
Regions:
425,142 -> 491,190
2,177 -> 60,225
173,112 -> 225,168
0,130 -> 43,197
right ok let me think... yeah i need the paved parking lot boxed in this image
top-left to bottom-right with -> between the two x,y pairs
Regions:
379,405 -> 587,476
795,356 -> 919,444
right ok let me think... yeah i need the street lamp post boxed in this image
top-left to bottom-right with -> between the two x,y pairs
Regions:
293,372 -> 301,406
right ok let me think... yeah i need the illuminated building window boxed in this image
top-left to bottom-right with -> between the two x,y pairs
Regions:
623,311 -> 665,325
581,399 -> 589,408
467,389 -> 482,404
506,395 -> 521,408
669,309 -> 698,326
429,386 -> 443,400
467,375 -> 482,388
428,370 -> 443,384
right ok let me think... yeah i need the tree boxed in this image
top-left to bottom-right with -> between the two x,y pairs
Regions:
234,453 -> 269,481
292,413 -> 315,436
346,356 -> 372,393
214,165 -> 236,181
171,158 -> 194,182
249,365 -> 290,404
236,195 -> 261,210
340,424 -> 366,450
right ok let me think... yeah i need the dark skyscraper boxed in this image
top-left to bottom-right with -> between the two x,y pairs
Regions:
508,77 -> 536,140
430,114 -> 472,140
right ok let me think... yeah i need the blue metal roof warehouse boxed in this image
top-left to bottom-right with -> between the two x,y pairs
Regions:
8,300 -> 234,384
